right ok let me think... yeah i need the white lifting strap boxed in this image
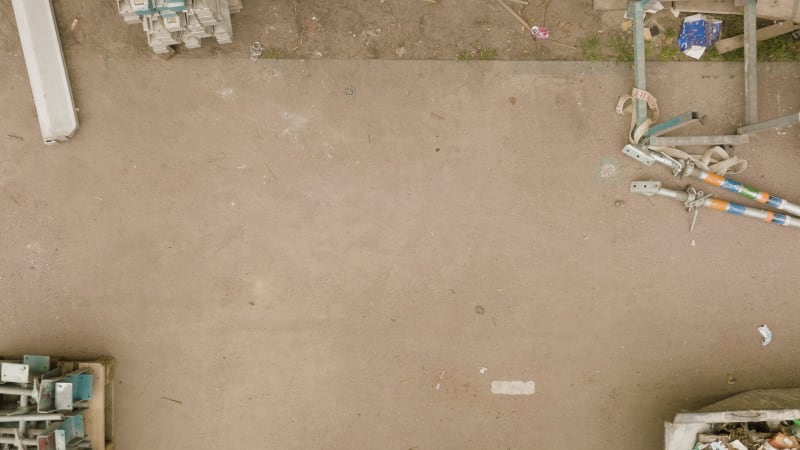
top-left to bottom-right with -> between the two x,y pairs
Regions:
616,88 -> 660,145
617,88 -> 748,177
650,145 -> 749,176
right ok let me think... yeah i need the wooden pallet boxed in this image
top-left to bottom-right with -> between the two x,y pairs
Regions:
595,0 -> 800,22
58,357 -> 115,450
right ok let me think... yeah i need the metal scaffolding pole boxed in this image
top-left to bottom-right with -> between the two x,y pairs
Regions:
744,0 -> 758,125
622,144 -> 800,218
649,134 -> 751,147
631,1 -> 648,129
630,180 -> 800,229
738,112 -> 800,135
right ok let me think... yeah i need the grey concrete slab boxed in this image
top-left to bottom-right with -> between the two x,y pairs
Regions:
1,57 -> 799,448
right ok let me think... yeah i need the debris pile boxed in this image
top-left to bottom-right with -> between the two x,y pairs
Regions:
115,0 -> 243,54
693,422 -> 800,450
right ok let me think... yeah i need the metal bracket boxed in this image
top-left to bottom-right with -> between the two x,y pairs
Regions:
37,432 -> 56,450
630,180 -> 662,196
622,144 -> 656,166
64,374 -> 93,402
23,355 -> 50,375
60,414 -> 85,445
646,112 -> 705,138
55,383 -> 73,411
54,428 -> 67,450
1,362 -> 30,384
37,379 -> 56,413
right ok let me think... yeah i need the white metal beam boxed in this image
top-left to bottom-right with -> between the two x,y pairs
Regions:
11,0 -> 79,144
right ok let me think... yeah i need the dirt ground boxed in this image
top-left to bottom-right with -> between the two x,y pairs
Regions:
2,2 -> 800,450
3,2 -> 797,63
0,0 -> 691,61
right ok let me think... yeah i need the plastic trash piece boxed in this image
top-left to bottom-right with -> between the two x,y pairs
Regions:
530,26 -> 550,40
729,440 -> 748,450
768,432 -> 799,449
677,14 -> 723,59
758,324 -> 773,346
250,41 -> 263,61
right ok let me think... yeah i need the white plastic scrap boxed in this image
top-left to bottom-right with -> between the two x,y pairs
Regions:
758,324 -> 773,346
645,1 -> 664,14
729,440 -> 748,450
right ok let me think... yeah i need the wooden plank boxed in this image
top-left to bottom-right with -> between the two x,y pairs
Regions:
76,358 -> 114,450
757,0 -> 800,23
715,20 -> 800,53
495,0 -> 530,30
672,0 -> 800,22
670,0 -> 743,15
54,358 -> 115,450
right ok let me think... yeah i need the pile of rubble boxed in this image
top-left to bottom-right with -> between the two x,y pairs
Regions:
694,422 -> 800,450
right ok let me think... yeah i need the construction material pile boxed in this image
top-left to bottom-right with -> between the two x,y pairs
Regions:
694,422 -> 800,450
115,0 -> 243,54
0,356 -> 114,449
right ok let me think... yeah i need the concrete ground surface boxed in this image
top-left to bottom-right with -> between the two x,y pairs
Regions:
1,55 -> 800,449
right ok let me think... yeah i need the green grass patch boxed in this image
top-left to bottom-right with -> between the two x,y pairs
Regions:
580,35 -> 602,61
720,15 -> 744,39
659,43 -> 680,61
611,34 -> 634,63
477,48 -> 498,60
263,48 -> 284,59
456,49 -> 473,61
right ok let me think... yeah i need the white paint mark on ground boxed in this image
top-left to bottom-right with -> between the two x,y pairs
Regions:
491,381 -> 535,395
216,87 -> 234,98
434,370 -> 445,391
479,367 -> 488,374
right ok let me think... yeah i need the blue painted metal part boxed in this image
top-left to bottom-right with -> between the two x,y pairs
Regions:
65,373 -> 93,401
156,0 -> 187,12
646,112 -> 704,138
767,196 -> 784,209
727,203 -> 747,215
60,414 -> 85,444
720,178 -> 743,193
23,355 -> 50,374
